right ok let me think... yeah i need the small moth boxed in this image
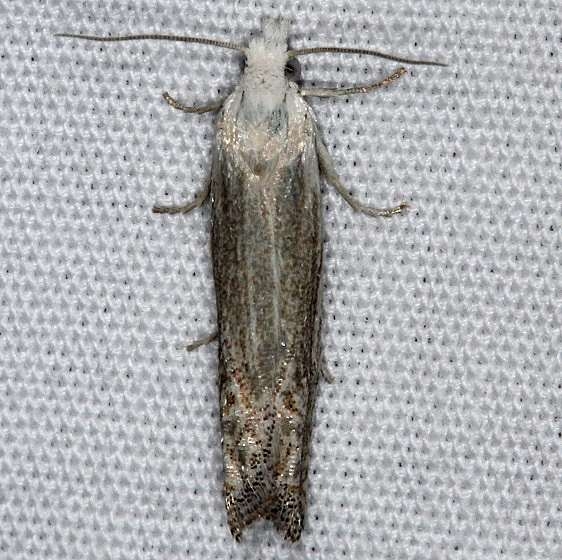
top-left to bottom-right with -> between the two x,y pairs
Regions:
56,18 -> 445,541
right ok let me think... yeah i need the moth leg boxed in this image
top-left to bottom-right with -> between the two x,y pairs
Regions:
152,181 -> 210,215
299,67 -> 406,98
317,348 -> 334,383
183,331 -> 218,352
317,140 -> 408,218
162,91 -> 222,114
321,368 -> 335,384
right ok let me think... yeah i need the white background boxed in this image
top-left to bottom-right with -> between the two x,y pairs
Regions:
1,1 -> 560,558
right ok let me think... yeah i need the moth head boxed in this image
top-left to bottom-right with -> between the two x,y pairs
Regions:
241,19 -> 291,89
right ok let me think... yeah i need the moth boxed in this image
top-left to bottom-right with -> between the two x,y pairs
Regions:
56,18 -> 445,541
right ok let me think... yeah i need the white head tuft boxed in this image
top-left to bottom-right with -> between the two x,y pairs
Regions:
240,18 -> 290,119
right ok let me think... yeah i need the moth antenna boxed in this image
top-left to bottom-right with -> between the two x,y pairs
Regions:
288,46 -> 447,67
54,33 -> 244,52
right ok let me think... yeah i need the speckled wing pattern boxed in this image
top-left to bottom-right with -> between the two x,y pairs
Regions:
210,82 -> 323,541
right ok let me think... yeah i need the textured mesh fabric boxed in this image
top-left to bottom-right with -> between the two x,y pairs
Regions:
1,1 -> 560,558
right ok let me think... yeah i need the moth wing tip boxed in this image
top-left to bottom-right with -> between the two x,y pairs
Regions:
224,480 -> 306,541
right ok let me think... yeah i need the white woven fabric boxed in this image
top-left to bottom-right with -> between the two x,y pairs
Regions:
1,1 -> 560,558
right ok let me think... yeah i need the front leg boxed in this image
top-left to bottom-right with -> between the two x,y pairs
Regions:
300,67 -> 406,98
163,92 -> 223,114
316,140 -> 408,218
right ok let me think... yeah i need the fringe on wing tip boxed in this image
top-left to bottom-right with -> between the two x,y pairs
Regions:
225,480 -> 306,541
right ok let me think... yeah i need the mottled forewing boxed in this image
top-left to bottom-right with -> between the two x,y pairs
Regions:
210,87 -> 323,540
